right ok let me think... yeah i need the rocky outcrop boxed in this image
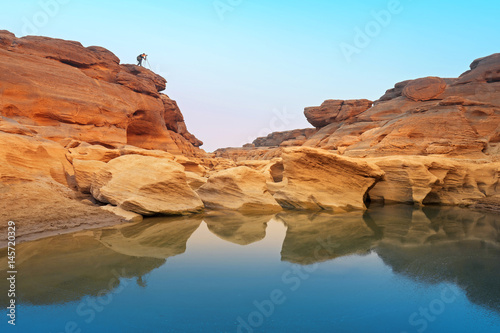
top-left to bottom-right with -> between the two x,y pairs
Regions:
214,147 -> 283,162
366,156 -> 500,206
196,166 -> 282,212
304,99 -> 373,128
91,155 -> 204,215
273,147 -> 384,211
301,54 -> 500,158
0,30 -> 203,157
252,128 -> 317,147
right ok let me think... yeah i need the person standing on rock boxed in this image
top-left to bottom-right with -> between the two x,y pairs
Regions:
137,53 -> 147,66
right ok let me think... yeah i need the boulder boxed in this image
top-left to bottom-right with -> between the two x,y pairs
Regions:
274,147 -> 384,211
304,99 -> 373,128
196,166 -> 282,212
91,155 -> 204,215
402,77 -> 447,101
73,159 -> 107,193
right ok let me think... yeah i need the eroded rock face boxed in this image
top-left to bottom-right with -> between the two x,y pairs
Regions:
197,166 -> 282,212
274,147 -> 384,211
297,54 -> 500,158
91,155 -> 204,215
367,156 -> 499,206
0,30 -> 203,157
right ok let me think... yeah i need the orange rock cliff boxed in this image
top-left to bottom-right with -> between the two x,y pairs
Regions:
0,30 -> 499,246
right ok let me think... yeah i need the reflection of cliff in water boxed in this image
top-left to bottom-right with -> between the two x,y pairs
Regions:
278,211 -> 378,264
372,205 -> 500,313
95,215 -> 203,258
204,211 -> 273,245
278,204 -> 500,312
0,216 -> 203,306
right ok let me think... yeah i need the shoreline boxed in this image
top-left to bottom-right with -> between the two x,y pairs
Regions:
2,201 -> 499,249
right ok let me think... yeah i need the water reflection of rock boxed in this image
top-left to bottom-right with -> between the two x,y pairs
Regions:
95,215 -> 203,258
370,205 -> 500,312
0,215 -> 203,306
376,241 -> 500,312
0,232 -> 164,307
277,211 -> 378,264
279,205 -> 500,312
365,204 -> 500,244
204,211 -> 274,245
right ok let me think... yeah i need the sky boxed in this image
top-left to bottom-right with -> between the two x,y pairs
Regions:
1,0 -> 499,151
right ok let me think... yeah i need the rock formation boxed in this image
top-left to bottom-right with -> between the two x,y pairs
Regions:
0,30 -> 203,156
304,99 -> 373,128
273,147 -> 384,211
301,54 -> 500,157
196,166 -> 282,212
91,155 -> 204,215
0,29 -> 499,243
251,128 -> 317,147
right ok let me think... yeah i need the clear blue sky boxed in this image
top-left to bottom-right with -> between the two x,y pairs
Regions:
2,0 -> 499,151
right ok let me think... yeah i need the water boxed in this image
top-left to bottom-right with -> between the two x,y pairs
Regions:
1,205 -> 500,333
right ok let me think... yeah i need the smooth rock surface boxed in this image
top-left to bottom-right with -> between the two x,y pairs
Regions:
91,155 -> 204,215
197,166 -> 282,212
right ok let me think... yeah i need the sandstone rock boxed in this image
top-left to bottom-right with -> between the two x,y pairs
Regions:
456,53 -> 500,84
214,147 -> 283,162
252,128 -> 317,147
0,31 -> 203,156
0,179 -> 123,244
100,205 -> 143,223
174,156 -> 207,176
185,172 -> 208,191
73,159 -> 107,193
402,77 -> 447,101
67,144 -> 121,163
0,116 -> 36,136
377,80 -> 412,102
0,132 -> 71,185
367,157 -> 500,206
196,166 -> 282,212
274,147 -> 384,211
293,55 -> 500,158
91,155 -> 204,215
161,95 -> 203,147
304,99 -> 373,128
367,157 -> 438,204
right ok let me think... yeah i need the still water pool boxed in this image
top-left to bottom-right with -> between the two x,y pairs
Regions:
1,204 -> 500,333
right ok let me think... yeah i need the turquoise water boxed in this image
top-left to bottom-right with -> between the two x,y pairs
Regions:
1,205 -> 500,333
